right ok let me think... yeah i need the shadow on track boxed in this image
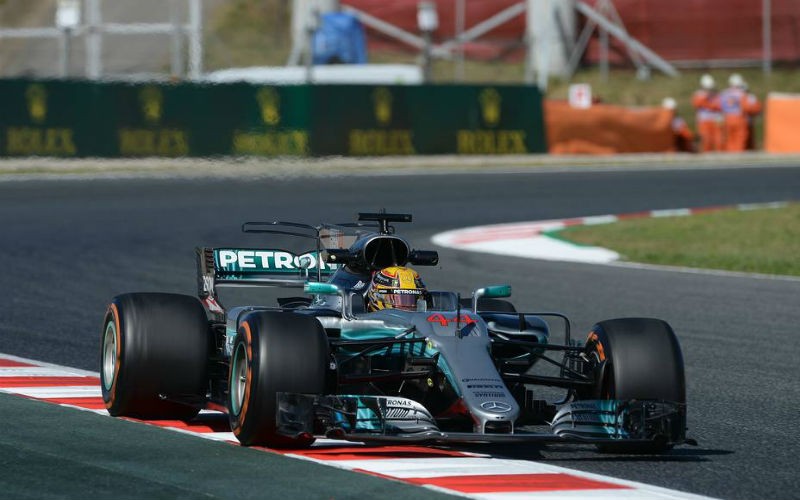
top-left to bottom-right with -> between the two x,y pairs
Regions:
448,443 -> 733,463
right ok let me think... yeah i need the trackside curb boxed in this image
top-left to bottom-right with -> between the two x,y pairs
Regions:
0,352 -> 719,500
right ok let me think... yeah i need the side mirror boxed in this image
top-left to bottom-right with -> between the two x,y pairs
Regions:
304,282 -> 356,320
408,250 -> 439,266
472,285 -> 512,312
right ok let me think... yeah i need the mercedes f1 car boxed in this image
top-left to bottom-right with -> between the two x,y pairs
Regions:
100,212 -> 690,452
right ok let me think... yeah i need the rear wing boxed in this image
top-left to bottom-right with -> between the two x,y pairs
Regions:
197,247 -> 339,297
196,214 -> 415,299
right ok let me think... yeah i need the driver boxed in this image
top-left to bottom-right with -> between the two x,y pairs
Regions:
366,266 -> 428,311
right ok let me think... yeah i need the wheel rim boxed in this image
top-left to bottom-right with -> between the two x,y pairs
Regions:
102,321 -> 117,391
230,343 -> 248,416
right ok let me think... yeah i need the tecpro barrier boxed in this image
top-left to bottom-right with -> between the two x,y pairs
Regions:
544,100 -> 674,154
765,93 -> 800,153
0,79 -> 545,157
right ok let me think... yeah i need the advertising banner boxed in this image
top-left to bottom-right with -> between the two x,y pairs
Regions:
311,84 -> 546,155
0,79 -> 545,157
0,80 -> 96,157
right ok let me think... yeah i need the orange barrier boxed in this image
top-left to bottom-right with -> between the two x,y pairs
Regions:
765,93 -> 800,153
544,100 -> 675,154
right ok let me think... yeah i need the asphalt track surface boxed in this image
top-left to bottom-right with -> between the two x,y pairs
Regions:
1,163 -> 799,499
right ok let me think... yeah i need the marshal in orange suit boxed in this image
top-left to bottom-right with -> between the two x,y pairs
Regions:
719,74 -> 762,152
691,74 -> 722,152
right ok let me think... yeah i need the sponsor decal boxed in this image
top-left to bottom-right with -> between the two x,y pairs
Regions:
118,128 -> 189,156
427,313 -> 477,327
6,84 -> 77,156
26,84 -> 47,123
473,392 -> 507,398
378,289 -> 423,296
232,130 -> 309,156
467,384 -> 505,389
348,129 -> 416,155
256,87 -> 280,126
480,401 -> 512,413
228,87 -> 310,156
214,249 -> 337,273
385,398 -> 414,407
571,413 -> 606,423
462,377 -> 503,383
479,88 -> 501,127
118,86 -> 190,157
201,275 -> 215,294
6,127 -> 77,156
202,296 -> 225,315
373,87 -> 392,126
350,89 -> 417,156
456,130 -> 527,155
139,86 -> 163,124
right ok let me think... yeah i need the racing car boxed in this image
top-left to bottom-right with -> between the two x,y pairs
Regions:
100,211 -> 689,452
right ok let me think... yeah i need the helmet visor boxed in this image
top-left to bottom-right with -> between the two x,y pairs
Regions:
377,288 -> 425,310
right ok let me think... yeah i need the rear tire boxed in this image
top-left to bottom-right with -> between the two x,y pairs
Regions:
228,311 -> 328,447
584,317 -> 685,453
101,293 -> 210,419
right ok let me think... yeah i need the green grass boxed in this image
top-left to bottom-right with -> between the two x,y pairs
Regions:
558,204 -> 800,277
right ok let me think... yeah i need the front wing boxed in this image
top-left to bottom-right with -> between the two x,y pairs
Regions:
276,393 -> 688,447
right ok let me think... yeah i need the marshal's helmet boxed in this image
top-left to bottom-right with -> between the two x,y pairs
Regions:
366,266 -> 427,311
700,74 -> 715,90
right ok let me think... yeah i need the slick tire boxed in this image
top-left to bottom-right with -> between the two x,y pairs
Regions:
101,293 -> 210,420
228,311 -> 328,448
584,317 -> 686,453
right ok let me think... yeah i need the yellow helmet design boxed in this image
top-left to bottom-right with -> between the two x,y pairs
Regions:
366,266 -> 427,312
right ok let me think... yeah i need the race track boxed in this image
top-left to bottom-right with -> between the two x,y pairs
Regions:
1,162 -> 799,499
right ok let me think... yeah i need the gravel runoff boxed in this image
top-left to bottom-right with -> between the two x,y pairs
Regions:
1,152 -> 800,180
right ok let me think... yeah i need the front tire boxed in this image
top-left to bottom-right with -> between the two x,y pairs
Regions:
228,311 -> 328,447
584,317 -> 686,453
100,293 -> 210,419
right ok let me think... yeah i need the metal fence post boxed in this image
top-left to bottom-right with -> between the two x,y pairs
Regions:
58,28 -> 71,77
763,0 -> 772,75
85,0 -> 102,79
188,0 -> 202,79
170,0 -> 184,78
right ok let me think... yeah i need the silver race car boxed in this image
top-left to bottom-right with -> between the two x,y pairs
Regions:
100,212 -> 690,452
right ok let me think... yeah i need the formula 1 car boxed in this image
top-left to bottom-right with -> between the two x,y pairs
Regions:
100,212 -> 689,452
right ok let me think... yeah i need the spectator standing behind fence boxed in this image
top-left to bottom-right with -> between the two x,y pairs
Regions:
719,73 -> 762,152
691,74 -> 722,152
662,97 -> 695,153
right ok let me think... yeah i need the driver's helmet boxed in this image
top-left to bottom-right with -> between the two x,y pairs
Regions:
366,266 -> 427,312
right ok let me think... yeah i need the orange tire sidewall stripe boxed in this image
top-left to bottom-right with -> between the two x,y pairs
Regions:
104,303 -> 122,409
232,321 -> 254,436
